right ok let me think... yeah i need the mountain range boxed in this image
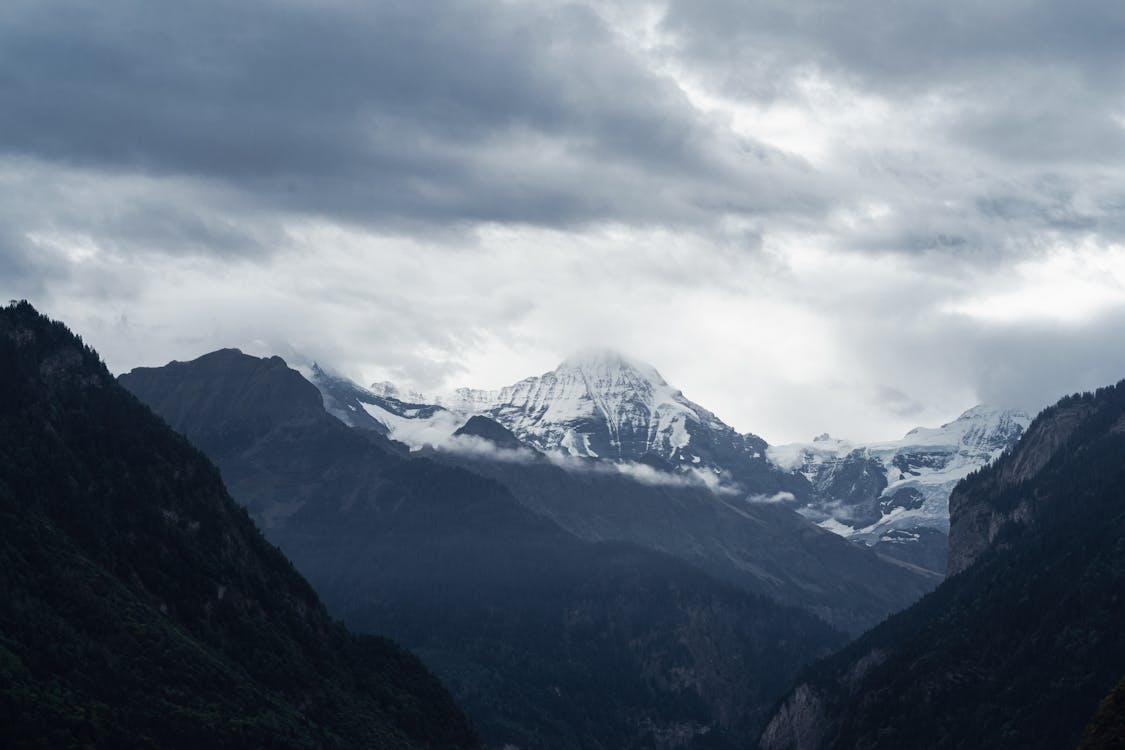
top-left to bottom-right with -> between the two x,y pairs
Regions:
120,348 -> 846,749
310,352 -> 938,632
312,350 -> 1027,577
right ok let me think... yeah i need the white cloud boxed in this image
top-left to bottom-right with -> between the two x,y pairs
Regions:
940,242 -> 1125,325
747,491 -> 797,504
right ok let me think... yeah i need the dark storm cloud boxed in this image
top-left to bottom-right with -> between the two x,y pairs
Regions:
0,0 -> 821,238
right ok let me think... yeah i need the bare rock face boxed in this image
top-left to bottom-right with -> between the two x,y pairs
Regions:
758,684 -> 831,750
947,400 -> 1095,576
758,648 -> 887,750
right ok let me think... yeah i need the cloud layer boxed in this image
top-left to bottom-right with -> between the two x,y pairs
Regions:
3,0 -> 1124,442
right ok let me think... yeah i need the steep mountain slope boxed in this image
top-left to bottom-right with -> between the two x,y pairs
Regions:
758,383 -> 1125,750
0,302 -> 477,750
426,425 -> 939,635
121,349 -> 846,750
769,406 -> 1029,574
446,349 -> 763,468
314,362 -> 938,634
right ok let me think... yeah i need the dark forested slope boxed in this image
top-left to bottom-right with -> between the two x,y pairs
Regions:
0,302 -> 477,750
759,382 -> 1125,750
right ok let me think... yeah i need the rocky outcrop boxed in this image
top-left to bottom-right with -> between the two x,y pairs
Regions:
758,684 -> 832,750
453,415 -> 525,449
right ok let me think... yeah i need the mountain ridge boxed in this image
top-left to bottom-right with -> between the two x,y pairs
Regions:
307,355 -> 938,634
316,353 -> 1026,576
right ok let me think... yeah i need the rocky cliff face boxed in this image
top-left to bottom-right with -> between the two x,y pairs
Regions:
946,398 -> 1097,575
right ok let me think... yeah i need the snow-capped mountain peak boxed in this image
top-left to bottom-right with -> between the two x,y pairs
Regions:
480,350 -> 713,461
897,404 -> 1030,453
309,352 -> 1029,575
316,350 -> 769,479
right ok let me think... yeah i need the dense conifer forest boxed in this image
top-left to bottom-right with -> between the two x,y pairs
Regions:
0,302 -> 478,749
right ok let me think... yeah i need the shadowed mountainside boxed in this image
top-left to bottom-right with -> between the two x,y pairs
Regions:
0,302 -> 478,750
759,382 -> 1125,750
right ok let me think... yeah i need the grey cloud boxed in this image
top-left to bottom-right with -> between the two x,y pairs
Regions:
954,314 -> 1125,413
829,300 -> 1125,428
0,229 -> 54,298
0,0 -> 822,239
0,158 -> 285,278
872,385 -> 925,418
660,0 -> 1125,259
662,0 -> 1125,94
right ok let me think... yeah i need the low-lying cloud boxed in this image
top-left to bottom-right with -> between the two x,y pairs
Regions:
746,491 -> 797,504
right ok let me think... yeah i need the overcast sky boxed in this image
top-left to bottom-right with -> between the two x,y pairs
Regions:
4,0 -> 1125,442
